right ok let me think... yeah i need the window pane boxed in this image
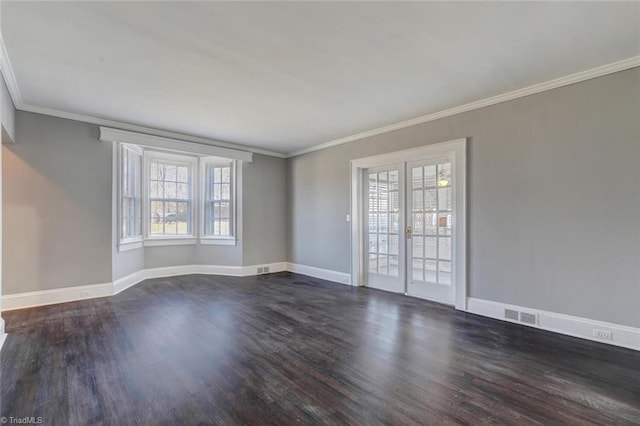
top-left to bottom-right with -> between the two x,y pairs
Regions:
438,213 -> 452,236
214,184 -> 222,200
389,191 -> 399,212
165,182 -> 177,199
177,183 -> 189,200
368,214 -> 377,233
150,182 -> 162,198
389,170 -> 398,191
390,213 -> 399,233
221,167 -> 231,183
221,184 -> 231,200
214,167 -> 222,182
379,214 -> 388,233
220,202 -> 230,219
368,254 -> 377,274
165,165 -> 177,181
412,213 -> 423,235
177,166 -> 189,183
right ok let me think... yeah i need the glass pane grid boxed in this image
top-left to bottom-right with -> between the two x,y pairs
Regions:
411,161 -> 453,286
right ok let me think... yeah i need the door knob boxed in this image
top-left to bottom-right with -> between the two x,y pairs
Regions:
405,226 -> 413,239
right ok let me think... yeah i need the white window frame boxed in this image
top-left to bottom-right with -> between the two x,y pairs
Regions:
143,150 -> 198,245
118,143 -> 143,252
199,158 -> 237,245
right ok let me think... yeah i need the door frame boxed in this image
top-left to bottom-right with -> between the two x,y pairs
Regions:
350,138 -> 467,310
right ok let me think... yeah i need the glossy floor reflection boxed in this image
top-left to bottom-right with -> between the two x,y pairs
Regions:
2,272 -> 639,425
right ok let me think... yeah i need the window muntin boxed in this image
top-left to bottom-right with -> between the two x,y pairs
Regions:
146,153 -> 194,237
203,161 -> 234,238
120,145 -> 142,242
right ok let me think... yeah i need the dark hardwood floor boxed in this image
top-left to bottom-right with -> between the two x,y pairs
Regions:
1,272 -> 639,425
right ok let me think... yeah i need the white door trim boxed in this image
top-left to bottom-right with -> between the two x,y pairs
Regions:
350,138 -> 467,310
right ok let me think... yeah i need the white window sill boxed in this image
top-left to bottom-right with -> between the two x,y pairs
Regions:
118,240 -> 143,252
200,238 -> 237,246
144,238 -> 197,247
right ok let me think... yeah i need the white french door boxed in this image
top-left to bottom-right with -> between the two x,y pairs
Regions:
358,141 -> 465,307
405,158 -> 454,304
365,165 -> 405,293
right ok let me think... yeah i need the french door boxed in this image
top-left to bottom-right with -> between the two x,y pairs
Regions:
363,153 -> 459,305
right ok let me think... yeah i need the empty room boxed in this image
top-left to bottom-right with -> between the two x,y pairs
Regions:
0,1 -> 639,425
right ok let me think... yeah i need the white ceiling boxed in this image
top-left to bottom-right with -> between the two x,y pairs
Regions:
2,1 -> 639,155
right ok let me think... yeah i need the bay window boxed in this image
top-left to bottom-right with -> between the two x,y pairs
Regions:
117,143 -> 237,250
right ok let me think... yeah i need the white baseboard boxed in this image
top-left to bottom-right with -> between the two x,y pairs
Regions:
1,282 -> 113,312
466,297 -> 640,351
1,261 -> 287,312
0,318 -> 6,352
285,262 -> 351,285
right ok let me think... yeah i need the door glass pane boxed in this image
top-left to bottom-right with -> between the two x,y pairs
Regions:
390,213 -> 399,233
439,237 -> 452,261
389,170 -> 399,191
439,261 -> 451,285
389,235 -> 399,255
389,256 -> 399,277
425,260 -> 437,283
368,254 -> 377,274
424,237 -> 437,259
412,190 -> 423,211
437,163 -> 451,187
379,214 -> 388,233
438,213 -> 452,236
378,255 -> 388,274
425,165 -> 437,188
412,259 -> 423,281
389,191 -> 399,212
412,213 -> 423,235
412,167 -> 423,189
378,234 -> 388,254
424,213 -> 437,235
368,214 -> 377,233
412,237 -> 424,258
425,189 -> 437,211
438,187 -> 452,211
369,234 -> 377,253
379,190 -> 388,212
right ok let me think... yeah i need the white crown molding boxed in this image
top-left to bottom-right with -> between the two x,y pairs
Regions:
0,31 -> 22,108
287,56 -> 640,158
20,104 -> 287,158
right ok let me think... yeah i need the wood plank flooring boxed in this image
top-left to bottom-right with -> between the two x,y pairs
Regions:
1,272 -> 639,425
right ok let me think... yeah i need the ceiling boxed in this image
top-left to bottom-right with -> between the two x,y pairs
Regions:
2,1 -> 639,155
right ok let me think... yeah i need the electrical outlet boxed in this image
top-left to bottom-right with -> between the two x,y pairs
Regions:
263,266 -> 270,273
257,267 -> 263,274
593,329 -> 613,341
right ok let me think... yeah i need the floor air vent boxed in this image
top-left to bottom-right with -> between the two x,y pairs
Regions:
505,309 -> 519,321
520,312 -> 537,325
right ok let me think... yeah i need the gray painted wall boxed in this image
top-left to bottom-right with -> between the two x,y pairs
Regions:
3,112 -> 113,293
287,68 -> 640,328
243,154 -> 287,266
4,111 -> 287,289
